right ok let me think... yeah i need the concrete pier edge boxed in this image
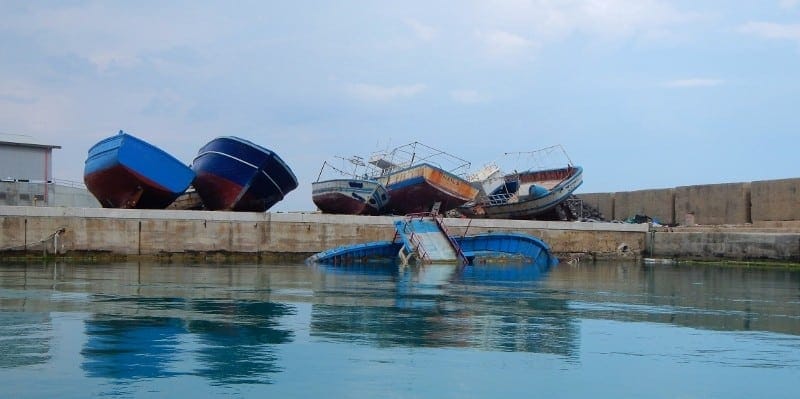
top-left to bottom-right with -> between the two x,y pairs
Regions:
1,205 -> 799,263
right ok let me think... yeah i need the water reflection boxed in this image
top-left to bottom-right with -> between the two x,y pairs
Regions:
0,259 -> 798,394
311,261 -> 577,356
187,300 -> 293,385
80,295 -> 294,384
82,315 -> 184,379
0,312 -> 51,368
547,262 -> 800,335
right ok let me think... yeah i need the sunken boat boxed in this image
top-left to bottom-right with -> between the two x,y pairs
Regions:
370,142 -> 479,215
83,130 -> 195,209
312,156 -> 389,215
191,136 -> 298,212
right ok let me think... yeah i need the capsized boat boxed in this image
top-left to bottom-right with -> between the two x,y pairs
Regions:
369,142 -> 478,215
459,145 -> 583,220
306,231 -> 559,268
191,136 -> 298,212
312,156 -> 389,215
83,130 -> 195,209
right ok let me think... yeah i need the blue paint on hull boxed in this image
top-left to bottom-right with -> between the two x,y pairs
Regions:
191,136 -> 298,212
307,232 -> 558,267
83,131 -> 195,208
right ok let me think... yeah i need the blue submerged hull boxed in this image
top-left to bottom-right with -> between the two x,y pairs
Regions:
83,131 -> 195,209
191,136 -> 298,212
306,232 -> 559,267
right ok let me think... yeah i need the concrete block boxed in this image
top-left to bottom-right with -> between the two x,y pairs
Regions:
675,183 -> 750,225
613,188 -> 675,225
751,178 -> 800,222
575,192 -> 614,220
651,231 -> 800,260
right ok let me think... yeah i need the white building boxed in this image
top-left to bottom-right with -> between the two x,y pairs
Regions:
0,133 -> 98,207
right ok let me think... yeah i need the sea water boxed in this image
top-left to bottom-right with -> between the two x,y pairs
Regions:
0,261 -> 798,398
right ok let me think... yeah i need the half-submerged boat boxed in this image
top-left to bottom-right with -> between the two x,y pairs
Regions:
459,145 -> 583,220
84,131 -> 195,209
191,136 -> 298,212
312,156 -> 389,215
369,142 -> 478,215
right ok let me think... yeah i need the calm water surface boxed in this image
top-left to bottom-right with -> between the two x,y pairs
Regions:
1,260 -> 799,398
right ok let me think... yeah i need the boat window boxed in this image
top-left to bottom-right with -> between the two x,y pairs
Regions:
349,181 -> 364,188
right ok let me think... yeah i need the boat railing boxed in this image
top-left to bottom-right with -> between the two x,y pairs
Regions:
476,192 -> 516,206
404,223 -> 430,264
431,213 -> 468,265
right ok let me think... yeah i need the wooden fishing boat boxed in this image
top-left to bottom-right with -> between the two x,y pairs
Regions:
311,156 -> 389,215
369,142 -> 478,215
83,131 -> 194,209
461,165 -> 583,219
191,136 -> 298,212
377,163 -> 478,215
312,179 -> 389,216
459,145 -> 583,220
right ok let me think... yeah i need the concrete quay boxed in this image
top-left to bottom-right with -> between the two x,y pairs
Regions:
2,206 -> 799,262
1,206 -> 648,261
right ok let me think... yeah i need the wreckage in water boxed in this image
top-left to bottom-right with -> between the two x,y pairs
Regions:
306,212 -> 559,267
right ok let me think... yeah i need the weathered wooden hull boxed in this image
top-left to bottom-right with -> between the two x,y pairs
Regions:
312,179 -> 389,215
191,136 -> 298,212
83,132 -> 195,209
463,166 -> 583,220
379,163 -> 478,215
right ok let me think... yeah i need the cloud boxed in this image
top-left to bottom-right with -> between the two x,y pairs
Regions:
663,78 -> 724,88
473,0 -> 694,42
450,89 -> 489,104
780,0 -> 800,9
739,22 -> 800,42
476,30 -> 536,60
346,83 -> 427,102
88,53 -> 142,72
406,19 -> 437,41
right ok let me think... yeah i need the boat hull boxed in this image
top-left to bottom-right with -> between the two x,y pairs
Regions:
83,133 -> 195,209
379,163 -> 478,215
191,137 -> 298,212
464,166 -> 583,219
306,232 -> 559,267
312,179 -> 389,215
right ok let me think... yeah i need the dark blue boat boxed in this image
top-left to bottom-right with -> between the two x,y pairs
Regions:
191,136 -> 298,212
83,131 -> 195,209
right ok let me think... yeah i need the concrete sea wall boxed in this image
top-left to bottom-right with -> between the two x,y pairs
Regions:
0,206 -> 648,260
3,203 -> 799,262
576,177 -> 800,226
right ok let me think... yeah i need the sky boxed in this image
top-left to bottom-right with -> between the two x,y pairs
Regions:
1,0 -> 799,212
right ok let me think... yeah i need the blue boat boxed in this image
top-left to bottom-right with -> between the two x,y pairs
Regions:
83,131 -> 195,209
306,231 -> 559,267
191,136 -> 298,212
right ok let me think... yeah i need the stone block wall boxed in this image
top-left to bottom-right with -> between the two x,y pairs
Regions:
750,178 -> 800,222
674,183 -> 750,225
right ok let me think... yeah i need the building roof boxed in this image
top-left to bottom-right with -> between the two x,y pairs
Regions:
0,133 -> 61,149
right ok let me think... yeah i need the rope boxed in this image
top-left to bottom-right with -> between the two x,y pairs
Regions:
0,227 -> 66,252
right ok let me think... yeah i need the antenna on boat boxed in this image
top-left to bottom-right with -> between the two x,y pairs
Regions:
315,160 -> 328,182
504,144 -> 573,169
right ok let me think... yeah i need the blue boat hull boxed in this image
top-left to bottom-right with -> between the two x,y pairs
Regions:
306,232 -> 559,267
191,136 -> 298,212
83,132 -> 195,209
